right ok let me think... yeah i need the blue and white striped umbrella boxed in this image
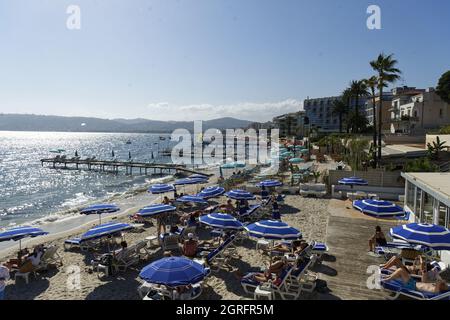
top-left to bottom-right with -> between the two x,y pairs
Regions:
256,180 -> 283,188
338,176 -> 368,186
225,189 -> 256,200
390,223 -> 450,250
245,220 -> 301,240
80,222 -> 134,242
80,204 -> 120,224
140,257 -> 207,287
199,213 -> 244,230
137,204 -> 177,217
353,199 -> 405,218
174,178 -> 207,186
0,226 -> 48,242
148,184 -> 175,194
197,186 -> 225,199
80,204 -> 120,215
176,195 -> 208,204
189,174 -> 209,180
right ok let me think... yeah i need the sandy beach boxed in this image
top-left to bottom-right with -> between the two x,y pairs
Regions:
1,190 -> 330,300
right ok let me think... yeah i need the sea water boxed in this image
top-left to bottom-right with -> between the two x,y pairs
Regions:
0,131 -> 178,228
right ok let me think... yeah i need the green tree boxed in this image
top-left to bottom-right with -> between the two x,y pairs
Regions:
349,80 -> 370,117
342,88 -> 353,133
436,71 -> 450,104
427,136 -> 447,160
344,138 -> 369,171
332,99 -> 348,133
370,53 -> 402,163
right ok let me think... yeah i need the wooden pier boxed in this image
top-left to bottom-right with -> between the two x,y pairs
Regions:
40,157 -> 213,177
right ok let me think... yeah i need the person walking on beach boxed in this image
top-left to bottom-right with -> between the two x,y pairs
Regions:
0,263 -> 10,300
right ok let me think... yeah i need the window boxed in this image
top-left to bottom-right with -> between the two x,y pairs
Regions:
422,193 -> 435,224
406,181 -> 415,210
439,109 -> 443,118
438,203 -> 448,227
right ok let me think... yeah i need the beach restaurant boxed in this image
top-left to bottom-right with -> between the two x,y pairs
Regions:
401,172 -> 450,263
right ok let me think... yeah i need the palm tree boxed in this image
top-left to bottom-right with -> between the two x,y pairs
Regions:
349,80 -> 370,117
332,99 -> 348,133
342,88 -> 353,133
365,76 -> 378,167
370,53 -> 402,162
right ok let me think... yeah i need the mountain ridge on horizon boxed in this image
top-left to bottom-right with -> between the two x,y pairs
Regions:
0,113 -> 256,133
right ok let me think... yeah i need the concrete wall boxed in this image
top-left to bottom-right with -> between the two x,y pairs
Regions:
328,170 -> 404,188
331,185 -> 404,201
384,135 -> 425,145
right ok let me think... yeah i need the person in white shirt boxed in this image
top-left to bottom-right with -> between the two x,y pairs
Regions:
0,264 -> 11,300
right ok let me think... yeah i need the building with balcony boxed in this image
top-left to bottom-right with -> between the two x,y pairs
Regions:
389,87 -> 450,134
272,111 -> 309,138
304,95 -> 368,133
364,93 -> 393,132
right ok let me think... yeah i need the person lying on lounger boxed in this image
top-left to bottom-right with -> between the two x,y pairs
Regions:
381,255 -> 440,282
382,260 -> 448,293
271,240 -> 306,254
368,226 -> 387,252
234,256 -> 289,283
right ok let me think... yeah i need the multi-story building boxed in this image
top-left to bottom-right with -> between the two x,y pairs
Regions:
304,95 -> 368,133
364,93 -> 394,132
389,87 -> 450,134
272,111 -> 309,138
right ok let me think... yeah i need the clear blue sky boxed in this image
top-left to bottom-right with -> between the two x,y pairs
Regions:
0,0 -> 449,122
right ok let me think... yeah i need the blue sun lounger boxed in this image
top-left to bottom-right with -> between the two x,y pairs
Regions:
380,278 -> 450,300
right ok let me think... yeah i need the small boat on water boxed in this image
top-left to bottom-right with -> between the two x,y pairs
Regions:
159,136 -> 166,141
126,140 -> 132,145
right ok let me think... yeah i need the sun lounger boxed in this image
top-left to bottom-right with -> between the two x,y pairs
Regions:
256,266 -> 300,300
34,245 -> 63,272
237,204 -> 262,220
286,257 -> 317,293
380,278 -> 450,300
194,235 -> 237,272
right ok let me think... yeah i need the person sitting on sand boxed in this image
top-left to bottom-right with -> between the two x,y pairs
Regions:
368,226 -> 387,252
382,262 -> 448,293
182,233 -> 198,258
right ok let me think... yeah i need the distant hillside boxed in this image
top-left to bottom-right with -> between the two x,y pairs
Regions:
0,114 -> 254,133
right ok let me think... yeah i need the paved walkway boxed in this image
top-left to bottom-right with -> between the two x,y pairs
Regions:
315,199 -> 401,300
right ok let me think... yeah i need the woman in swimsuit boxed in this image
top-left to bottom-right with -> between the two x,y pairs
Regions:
369,226 -> 387,252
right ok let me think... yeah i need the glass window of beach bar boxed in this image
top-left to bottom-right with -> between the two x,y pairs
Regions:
402,173 -> 450,227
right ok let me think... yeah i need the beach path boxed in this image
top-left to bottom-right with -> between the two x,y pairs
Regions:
316,199 -> 399,300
